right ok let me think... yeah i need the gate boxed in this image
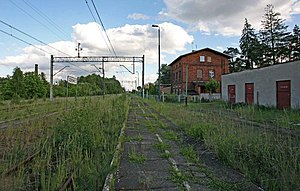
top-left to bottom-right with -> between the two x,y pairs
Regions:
245,83 -> 254,105
228,85 -> 236,104
276,80 -> 291,109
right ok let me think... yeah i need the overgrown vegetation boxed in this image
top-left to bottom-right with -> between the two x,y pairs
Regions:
229,103 -> 300,129
0,95 -> 129,190
0,67 -> 124,101
128,147 -> 147,164
148,99 -> 300,190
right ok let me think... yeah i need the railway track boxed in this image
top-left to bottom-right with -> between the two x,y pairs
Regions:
1,95 -> 123,190
0,110 -> 61,130
0,99 -> 88,130
1,147 -> 81,191
190,107 -> 300,138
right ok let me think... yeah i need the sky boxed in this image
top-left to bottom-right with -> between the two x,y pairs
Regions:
0,0 -> 299,90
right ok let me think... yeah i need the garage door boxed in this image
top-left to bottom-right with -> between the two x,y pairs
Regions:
228,85 -> 236,104
276,80 -> 291,109
245,83 -> 254,105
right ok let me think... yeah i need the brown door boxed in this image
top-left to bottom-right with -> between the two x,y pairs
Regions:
276,80 -> 291,109
228,85 -> 236,104
245,83 -> 254,105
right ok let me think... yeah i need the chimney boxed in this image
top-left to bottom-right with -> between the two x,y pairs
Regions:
35,64 -> 38,77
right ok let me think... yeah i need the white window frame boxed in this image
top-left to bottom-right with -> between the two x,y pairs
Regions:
200,55 -> 205,62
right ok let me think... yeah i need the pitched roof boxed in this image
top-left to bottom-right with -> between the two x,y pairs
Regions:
168,47 -> 231,66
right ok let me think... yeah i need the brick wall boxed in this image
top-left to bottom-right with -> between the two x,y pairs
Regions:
170,49 -> 229,94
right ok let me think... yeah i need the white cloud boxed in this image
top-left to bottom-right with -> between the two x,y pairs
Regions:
291,1 -> 300,14
216,46 -> 224,52
0,22 -> 193,89
162,0 -> 300,36
127,13 -> 150,20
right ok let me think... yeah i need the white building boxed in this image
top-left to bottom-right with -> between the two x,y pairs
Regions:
221,60 -> 300,109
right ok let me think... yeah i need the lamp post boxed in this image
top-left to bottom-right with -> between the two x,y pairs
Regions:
152,24 -> 161,102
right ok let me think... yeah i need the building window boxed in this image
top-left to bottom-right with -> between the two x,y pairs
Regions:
207,56 -> 212,63
200,55 -> 205,62
197,70 -> 203,79
209,70 -> 215,78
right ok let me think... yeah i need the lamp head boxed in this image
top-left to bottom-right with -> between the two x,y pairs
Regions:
152,24 -> 159,28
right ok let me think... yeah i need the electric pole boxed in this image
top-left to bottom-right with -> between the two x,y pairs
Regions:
50,55 -> 54,101
75,43 -> 82,58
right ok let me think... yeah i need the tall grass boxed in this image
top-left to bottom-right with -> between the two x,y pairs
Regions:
1,95 -> 129,190
148,100 -> 300,190
231,104 -> 300,129
30,95 -> 129,190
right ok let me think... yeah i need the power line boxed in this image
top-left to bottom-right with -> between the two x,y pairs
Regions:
0,23 -> 91,73
0,20 -> 69,57
90,0 -> 117,56
5,1 -> 102,74
8,0 -> 65,40
0,29 -> 50,54
22,0 -> 70,39
84,0 -> 113,55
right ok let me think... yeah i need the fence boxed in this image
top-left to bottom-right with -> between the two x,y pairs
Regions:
145,93 -> 221,103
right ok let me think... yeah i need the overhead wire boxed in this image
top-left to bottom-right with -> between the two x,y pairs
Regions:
15,0 -> 93,74
8,0 -> 65,41
22,0 -> 70,40
0,20 -> 70,57
5,0 -> 105,74
90,0 -> 117,56
84,0 -> 113,55
0,21 -> 91,73
0,29 -> 50,55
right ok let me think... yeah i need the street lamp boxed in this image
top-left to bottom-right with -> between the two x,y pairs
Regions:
152,24 -> 161,101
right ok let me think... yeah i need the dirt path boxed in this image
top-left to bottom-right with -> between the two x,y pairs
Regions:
112,99 -> 260,190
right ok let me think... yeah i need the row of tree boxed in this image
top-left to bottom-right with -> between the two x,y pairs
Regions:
0,67 -> 124,100
224,4 -> 300,72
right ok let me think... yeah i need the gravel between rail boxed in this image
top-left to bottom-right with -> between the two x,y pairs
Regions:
112,98 -> 260,191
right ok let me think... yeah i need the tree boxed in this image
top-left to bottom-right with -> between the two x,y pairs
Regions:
205,78 -> 220,94
160,64 -> 170,84
290,25 -> 300,61
24,72 -> 47,99
148,83 -> 158,95
11,67 -> 25,97
223,47 -> 244,72
240,18 -> 261,69
259,4 -> 290,65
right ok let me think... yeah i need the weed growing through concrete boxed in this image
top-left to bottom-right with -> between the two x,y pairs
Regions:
180,145 -> 199,163
128,147 -> 146,164
153,142 -> 170,152
162,130 -> 180,142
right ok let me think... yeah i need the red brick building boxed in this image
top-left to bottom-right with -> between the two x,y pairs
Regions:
169,48 -> 231,95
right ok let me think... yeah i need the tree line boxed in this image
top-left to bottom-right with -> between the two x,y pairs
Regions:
0,67 -> 124,101
224,4 -> 300,72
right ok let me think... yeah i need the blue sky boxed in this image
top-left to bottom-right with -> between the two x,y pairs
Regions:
0,0 -> 299,90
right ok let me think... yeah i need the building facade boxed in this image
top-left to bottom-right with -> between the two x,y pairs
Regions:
221,60 -> 300,109
169,48 -> 230,95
